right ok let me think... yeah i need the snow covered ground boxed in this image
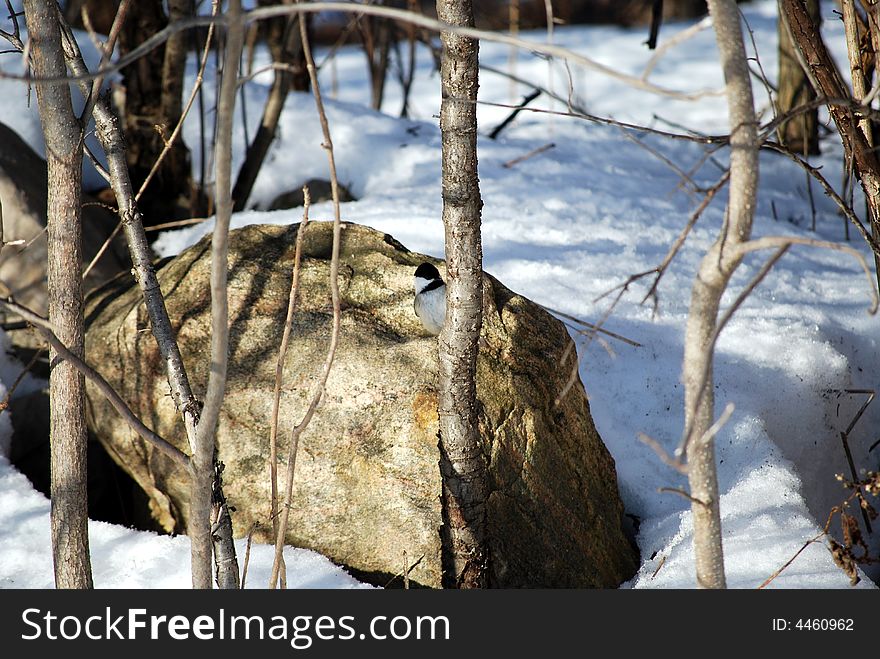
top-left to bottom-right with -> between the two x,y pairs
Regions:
1,0 -> 878,588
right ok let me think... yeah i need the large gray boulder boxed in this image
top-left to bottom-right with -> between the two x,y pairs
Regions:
84,221 -> 638,587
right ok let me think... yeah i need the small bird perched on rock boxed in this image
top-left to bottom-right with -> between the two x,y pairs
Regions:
413,262 -> 445,335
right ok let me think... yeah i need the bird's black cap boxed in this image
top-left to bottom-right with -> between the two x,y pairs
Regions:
414,262 -> 441,280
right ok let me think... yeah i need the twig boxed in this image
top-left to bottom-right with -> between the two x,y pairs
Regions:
554,332 -> 585,407
658,487 -> 708,507
542,305 -> 642,347
270,4 -> 344,591
758,488 -> 865,589
638,404 -> 734,474
839,430 -> 871,533
383,552 -> 424,588
0,0 -> 23,51
619,128 -> 699,194
144,216 -> 210,232
488,88 -> 541,139
641,171 -> 731,309
739,8 -> 776,127
501,142 -> 554,168
0,297 -> 188,469
137,2 -> 217,204
1,3 -> 724,101
480,62 -> 588,115
638,432 -> 687,474
0,195 -> 25,251
240,522 -> 258,589
268,186 -> 311,588
474,97 -> 728,145
762,141 -> 880,258
78,0 -> 130,126
83,1 -> 218,281
642,15 -> 712,79
553,265 -> 647,408
0,345 -> 44,411
650,553 -> 667,579
734,237 -> 879,313
830,388 -> 875,532
757,528 -> 826,589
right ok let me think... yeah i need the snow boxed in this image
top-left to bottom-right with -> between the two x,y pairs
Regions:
1,0 -> 877,589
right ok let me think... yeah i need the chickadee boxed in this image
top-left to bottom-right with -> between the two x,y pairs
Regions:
413,262 -> 445,335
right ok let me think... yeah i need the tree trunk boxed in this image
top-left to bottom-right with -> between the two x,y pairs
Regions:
58,16 -> 216,587
776,0 -> 820,155
63,0 -> 119,34
361,6 -> 397,111
118,0 -> 193,224
436,0 -> 489,589
190,0 -> 245,590
23,0 -> 93,589
780,0 -> 880,291
232,0 -> 309,212
161,0 -> 196,215
683,0 -> 759,589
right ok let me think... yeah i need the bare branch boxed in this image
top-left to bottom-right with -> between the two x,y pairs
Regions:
658,487 -> 709,507
542,305 -> 642,347
137,3 -> 217,204
762,141 -> 880,257
0,3 -> 722,100
734,237 -> 879,314
642,171 -> 731,307
82,1 -> 218,281
268,185 -> 311,588
642,15 -> 712,80
757,528 -> 826,589
473,97 -> 728,145
57,13 -> 203,453
0,297 -> 188,469
501,141 -> 555,168
270,5 -> 344,592
78,0 -> 131,126
0,0 -> 23,51
0,344 -> 44,411
189,0 -> 246,591
638,432 -> 688,474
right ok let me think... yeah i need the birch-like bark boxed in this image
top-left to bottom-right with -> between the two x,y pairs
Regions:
682,0 -> 759,589
436,0 -> 489,589
23,0 -> 93,589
